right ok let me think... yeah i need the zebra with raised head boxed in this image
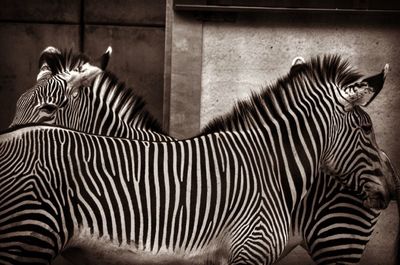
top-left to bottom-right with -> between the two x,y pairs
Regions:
10,48 -> 399,264
1,54 -> 395,264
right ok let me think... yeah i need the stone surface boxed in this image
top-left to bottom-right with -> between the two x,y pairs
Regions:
168,12 -> 204,139
0,0 -> 80,23
85,0 -> 165,25
84,25 -> 165,124
0,23 -> 79,129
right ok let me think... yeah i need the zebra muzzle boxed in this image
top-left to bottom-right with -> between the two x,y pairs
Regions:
362,181 -> 390,210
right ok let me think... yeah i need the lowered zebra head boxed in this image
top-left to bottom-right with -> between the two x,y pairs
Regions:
313,58 -> 391,210
291,57 -> 395,210
10,46 -> 111,127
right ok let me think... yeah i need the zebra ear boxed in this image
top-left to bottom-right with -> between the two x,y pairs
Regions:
99,46 -> 112,70
37,46 -> 61,81
290,56 -> 306,74
340,64 -> 389,110
291,56 -> 305,66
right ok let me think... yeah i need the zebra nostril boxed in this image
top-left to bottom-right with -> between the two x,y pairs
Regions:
39,104 -> 58,114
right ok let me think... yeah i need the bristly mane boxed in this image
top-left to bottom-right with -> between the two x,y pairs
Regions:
40,49 -> 165,134
201,55 -> 362,135
39,49 -> 90,74
93,71 -> 166,134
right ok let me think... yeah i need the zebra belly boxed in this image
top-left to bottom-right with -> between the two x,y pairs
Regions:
62,228 -> 230,265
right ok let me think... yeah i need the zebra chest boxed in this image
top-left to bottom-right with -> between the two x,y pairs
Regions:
62,228 -> 230,265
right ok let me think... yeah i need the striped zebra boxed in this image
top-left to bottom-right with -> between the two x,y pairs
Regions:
2,54 -> 395,264
11,47 -> 168,142
278,58 -> 400,264
10,48 -> 398,264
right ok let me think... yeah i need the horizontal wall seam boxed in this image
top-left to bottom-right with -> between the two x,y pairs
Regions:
0,20 -> 165,28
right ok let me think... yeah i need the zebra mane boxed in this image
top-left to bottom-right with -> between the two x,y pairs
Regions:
92,70 -> 166,134
38,49 -> 165,134
39,49 -> 89,74
201,55 -> 362,135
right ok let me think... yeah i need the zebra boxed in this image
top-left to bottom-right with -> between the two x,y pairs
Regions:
10,47 -> 398,264
11,47 -> 168,142
275,58 -> 400,264
1,54 -> 395,264
200,58 -> 397,264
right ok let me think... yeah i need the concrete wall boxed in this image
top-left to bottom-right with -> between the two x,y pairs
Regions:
0,0 -> 166,130
168,7 -> 400,265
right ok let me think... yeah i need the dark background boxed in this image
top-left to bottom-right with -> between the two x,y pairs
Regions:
0,0 -> 166,129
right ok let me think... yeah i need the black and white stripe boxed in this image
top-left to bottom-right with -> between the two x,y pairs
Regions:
3,54 -> 394,264
11,49 -> 168,142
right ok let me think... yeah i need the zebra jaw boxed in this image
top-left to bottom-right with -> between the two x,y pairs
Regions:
380,149 -> 400,201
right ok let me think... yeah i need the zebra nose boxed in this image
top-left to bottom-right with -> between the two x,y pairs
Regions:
363,181 -> 390,210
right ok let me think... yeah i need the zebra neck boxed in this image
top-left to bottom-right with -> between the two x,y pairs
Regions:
84,74 -> 165,137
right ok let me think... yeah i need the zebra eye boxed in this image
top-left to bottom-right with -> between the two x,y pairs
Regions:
72,89 -> 79,98
71,85 -> 85,98
39,104 -> 57,114
361,124 -> 372,134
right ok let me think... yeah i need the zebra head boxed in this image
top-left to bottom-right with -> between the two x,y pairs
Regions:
320,59 -> 391,210
10,46 -> 111,127
11,47 -> 166,138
